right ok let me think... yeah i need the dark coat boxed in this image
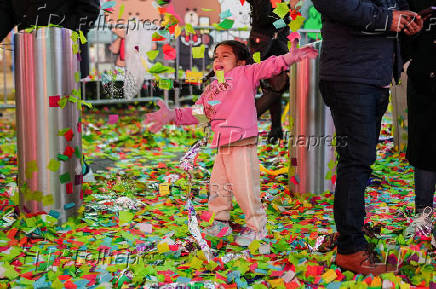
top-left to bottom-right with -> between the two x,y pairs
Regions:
246,0 -> 289,59
404,0 -> 436,171
312,0 -> 409,86
0,0 -> 100,41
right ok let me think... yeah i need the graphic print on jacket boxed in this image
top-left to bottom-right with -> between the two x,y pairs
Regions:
201,79 -> 233,120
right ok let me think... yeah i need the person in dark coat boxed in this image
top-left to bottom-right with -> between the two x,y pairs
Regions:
0,0 -> 100,77
247,0 -> 293,144
312,0 -> 423,275
401,0 -> 436,241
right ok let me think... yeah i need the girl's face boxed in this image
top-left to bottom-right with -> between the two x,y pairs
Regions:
213,45 -> 246,74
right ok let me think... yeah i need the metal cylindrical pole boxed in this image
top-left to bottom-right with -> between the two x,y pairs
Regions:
3,44 -> 7,105
15,27 -> 83,224
289,41 -> 336,194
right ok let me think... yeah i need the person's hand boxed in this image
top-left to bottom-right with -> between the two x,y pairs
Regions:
144,100 -> 175,133
404,15 -> 424,36
390,10 -> 418,32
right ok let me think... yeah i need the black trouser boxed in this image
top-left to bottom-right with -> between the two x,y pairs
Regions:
319,80 -> 389,254
414,168 -> 436,213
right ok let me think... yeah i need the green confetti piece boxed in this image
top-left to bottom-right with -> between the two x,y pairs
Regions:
68,96 -> 78,103
75,146 -> 81,159
71,89 -> 81,97
158,79 -> 173,90
119,211 -> 134,225
81,100 -> 93,109
60,172 -> 71,184
59,97 -> 68,109
57,154 -> 69,161
218,19 -> 234,30
57,128 -> 70,136
2,263 -> 19,280
146,50 -> 159,61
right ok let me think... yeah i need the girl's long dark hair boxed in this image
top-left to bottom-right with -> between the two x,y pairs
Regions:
202,40 -> 254,84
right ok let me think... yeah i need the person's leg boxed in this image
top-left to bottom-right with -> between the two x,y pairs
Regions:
414,167 -> 436,213
319,80 -> 389,255
223,145 -> 267,232
255,71 -> 288,143
208,150 -> 233,222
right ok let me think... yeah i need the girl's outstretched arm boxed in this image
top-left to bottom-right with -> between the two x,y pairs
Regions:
244,44 -> 318,84
144,100 -> 200,133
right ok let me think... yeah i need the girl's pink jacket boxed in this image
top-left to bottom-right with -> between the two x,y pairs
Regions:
174,53 -> 295,148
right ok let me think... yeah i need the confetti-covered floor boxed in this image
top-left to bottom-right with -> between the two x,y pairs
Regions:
0,105 -> 435,289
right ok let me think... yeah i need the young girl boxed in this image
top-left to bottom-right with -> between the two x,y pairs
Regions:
145,40 -> 317,246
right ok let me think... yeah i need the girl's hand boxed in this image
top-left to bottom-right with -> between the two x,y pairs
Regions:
144,100 -> 175,133
291,47 -> 319,62
285,41 -> 318,65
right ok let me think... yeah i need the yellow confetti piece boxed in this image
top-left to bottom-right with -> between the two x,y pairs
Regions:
289,15 -> 306,32
175,25 -> 182,38
370,276 -> 382,287
47,159 -> 60,172
192,44 -> 205,59
159,183 -> 170,195
185,23 -> 195,34
140,56 -> 149,70
74,72 -> 81,83
11,188 -> 19,205
273,2 -> 290,19
71,31 -> 79,43
185,71 -> 203,84
28,191 -> 43,201
157,242 -> 170,253
216,70 -> 225,83
248,240 -> 260,255
79,30 -> 87,44
43,194 -> 54,206
119,211 -> 134,225
72,43 -> 79,54
268,279 -> 284,288
25,160 -> 38,180
253,52 -> 261,63
190,256 -> 204,269
118,4 -> 125,20
322,269 -> 337,283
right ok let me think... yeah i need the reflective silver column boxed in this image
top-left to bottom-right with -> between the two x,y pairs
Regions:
289,41 -> 336,195
15,27 -> 83,224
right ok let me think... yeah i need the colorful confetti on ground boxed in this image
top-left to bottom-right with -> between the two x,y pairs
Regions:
0,106 -> 435,288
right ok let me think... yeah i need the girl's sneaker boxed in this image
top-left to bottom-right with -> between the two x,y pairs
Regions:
235,227 -> 267,246
203,220 -> 232,237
